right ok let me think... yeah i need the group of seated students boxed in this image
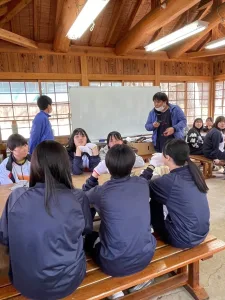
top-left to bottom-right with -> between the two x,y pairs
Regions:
186,116 -> 225,165
0,126 -> 210,299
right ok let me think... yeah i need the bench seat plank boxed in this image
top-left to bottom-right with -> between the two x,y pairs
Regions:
64,238 -> 225,300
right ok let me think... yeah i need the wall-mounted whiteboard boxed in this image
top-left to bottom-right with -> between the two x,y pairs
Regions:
69,86 -> 160,141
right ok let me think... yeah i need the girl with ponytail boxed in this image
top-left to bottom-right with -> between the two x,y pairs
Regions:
142,139 -> 210,249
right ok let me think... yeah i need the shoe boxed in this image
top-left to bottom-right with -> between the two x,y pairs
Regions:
108,291 -> 124,299
128,279 -> 154,293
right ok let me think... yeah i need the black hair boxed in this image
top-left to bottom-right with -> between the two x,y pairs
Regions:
213,116 -> 225,130
7,133 -> 27,151
163,139 -> 208,193
37,95 -> 52,110
105,144 -> 135,178
107,131 -> 123,148
206,117 -> 213,123
67,128 -> 91,152
193,118 -> 203,131
153,92 -> 169,105
30,140 -> 73,214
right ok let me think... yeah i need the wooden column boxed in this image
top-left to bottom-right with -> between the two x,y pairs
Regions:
81,56 -> 89,86
155,60 -> 160,86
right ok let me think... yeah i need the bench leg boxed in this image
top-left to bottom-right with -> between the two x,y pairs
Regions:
202,163 -> 208,179
184,262 -> 209,300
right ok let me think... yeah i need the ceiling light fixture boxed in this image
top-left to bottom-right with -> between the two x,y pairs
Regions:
67,0 -> 110,40
145,20 -> 209,52
205,37 -> 225,49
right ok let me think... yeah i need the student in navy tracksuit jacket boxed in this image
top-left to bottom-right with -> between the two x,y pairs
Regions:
203,116 -> 225,161
66,128 -> 100,175
29,95 -> 54,154
142,139 -> 210,249
145,92 -> 187,152
83,144 -> 156,279
0,141 -> 92,300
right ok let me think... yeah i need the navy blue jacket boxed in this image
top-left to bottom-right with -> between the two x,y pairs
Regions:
145,104 -> 187,146
149,166 -> 210,248
67,150 -> 100,175
83,175 -> 156,277
0,183 -> 92,300
29,111 -> 54,154
203,127 -> 225,160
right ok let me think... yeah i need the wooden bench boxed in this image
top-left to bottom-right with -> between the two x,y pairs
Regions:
0,235 -> 224,300
190,155 -> 214,179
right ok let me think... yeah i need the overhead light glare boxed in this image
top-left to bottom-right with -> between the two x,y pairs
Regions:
145,20 -> 208,52
67,0 -> 110,40
205,37 -> 225,49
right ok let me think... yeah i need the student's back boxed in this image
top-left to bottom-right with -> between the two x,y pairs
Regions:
150,166 -> 209,247
0,141 -> 92,300
83,144 -> 156,277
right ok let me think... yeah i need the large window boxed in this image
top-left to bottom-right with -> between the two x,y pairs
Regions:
124,82 -> 153,86
214,81 -> 225,118
160,82 -> 210,125
0,81 -> 80,140
89,81 -> 153,87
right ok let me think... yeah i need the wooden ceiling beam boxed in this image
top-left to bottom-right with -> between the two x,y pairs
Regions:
105,0 -> 126,46
53,0 -> 82,53
55,0 -> 64,29
195,31 -> 211,51
0,28 -> 38,49
187,48 -> 225,58
0,0 -> 32,26
127,0 -> 145,31
198,0 -> 213,10
115,0 -> 200,56
218,23 -> 225,35
33,0 -> 41,41
0,5 -> 7,17
0,0 -> 11,5
168,2 -> 225,58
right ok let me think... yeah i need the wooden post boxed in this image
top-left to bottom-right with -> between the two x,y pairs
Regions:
155,60 -> 160,86
81,56 -> 89,86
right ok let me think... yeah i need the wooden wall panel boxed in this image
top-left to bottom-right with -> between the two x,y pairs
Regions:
87,57 -> 155,75
214,60 -> 225,76
160,61 -> 212,77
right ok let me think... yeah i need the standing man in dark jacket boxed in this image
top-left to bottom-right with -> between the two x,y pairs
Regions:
145,92 -> 187,152
29,95 -> 54,154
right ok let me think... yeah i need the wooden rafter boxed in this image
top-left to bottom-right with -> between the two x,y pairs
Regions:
53,0 -> 83,53
168,2 -> 225,58
0,28 -> 38,49
195,31 -> 211,51
187,48 -> 225,58
0,0 -> 32,26
0,0 -> 11,5
55,0 -> 64,29
115,0 -> 200,56
126,0 -> 145,31
0,5 -> 7,17
218,23 -> 225,35
105,0 -> 126,46
33,0 -> 41,41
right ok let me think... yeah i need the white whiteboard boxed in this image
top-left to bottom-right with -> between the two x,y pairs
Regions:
69,86 -> 160,141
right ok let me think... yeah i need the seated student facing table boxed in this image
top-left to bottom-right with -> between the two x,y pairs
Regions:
66,128 -> 101,175
83,144 -> 156,298
0,140 -> 92,300
203,116 -> 225,165
141,139 -> 210,249
186,118 -> 204,155
100,131 -> 144,167
0,134 -> 30,185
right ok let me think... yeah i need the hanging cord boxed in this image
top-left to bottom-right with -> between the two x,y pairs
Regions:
90,22 -> 95,32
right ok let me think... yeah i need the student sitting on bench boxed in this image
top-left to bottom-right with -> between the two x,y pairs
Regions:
203,116 -> 225,165
83,144 -> 156,297
67,128 -> 101,175
99,131 -> 144,168
0,140 -> 92,299
186,118 -> 204,155
0,134 -> 30,185
142,139 -> 210,249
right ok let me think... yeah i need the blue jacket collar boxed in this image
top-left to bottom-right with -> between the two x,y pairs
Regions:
40,111 -> 51,118
170,165 -> 188,173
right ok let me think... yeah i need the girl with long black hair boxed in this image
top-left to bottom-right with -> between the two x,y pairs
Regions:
142,139 -> 210,249
0,140 -> 92,300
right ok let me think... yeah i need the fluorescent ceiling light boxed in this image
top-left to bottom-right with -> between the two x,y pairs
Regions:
205,37 -> 225,49
67,0 -> 110,40
145,20 -> 208,52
